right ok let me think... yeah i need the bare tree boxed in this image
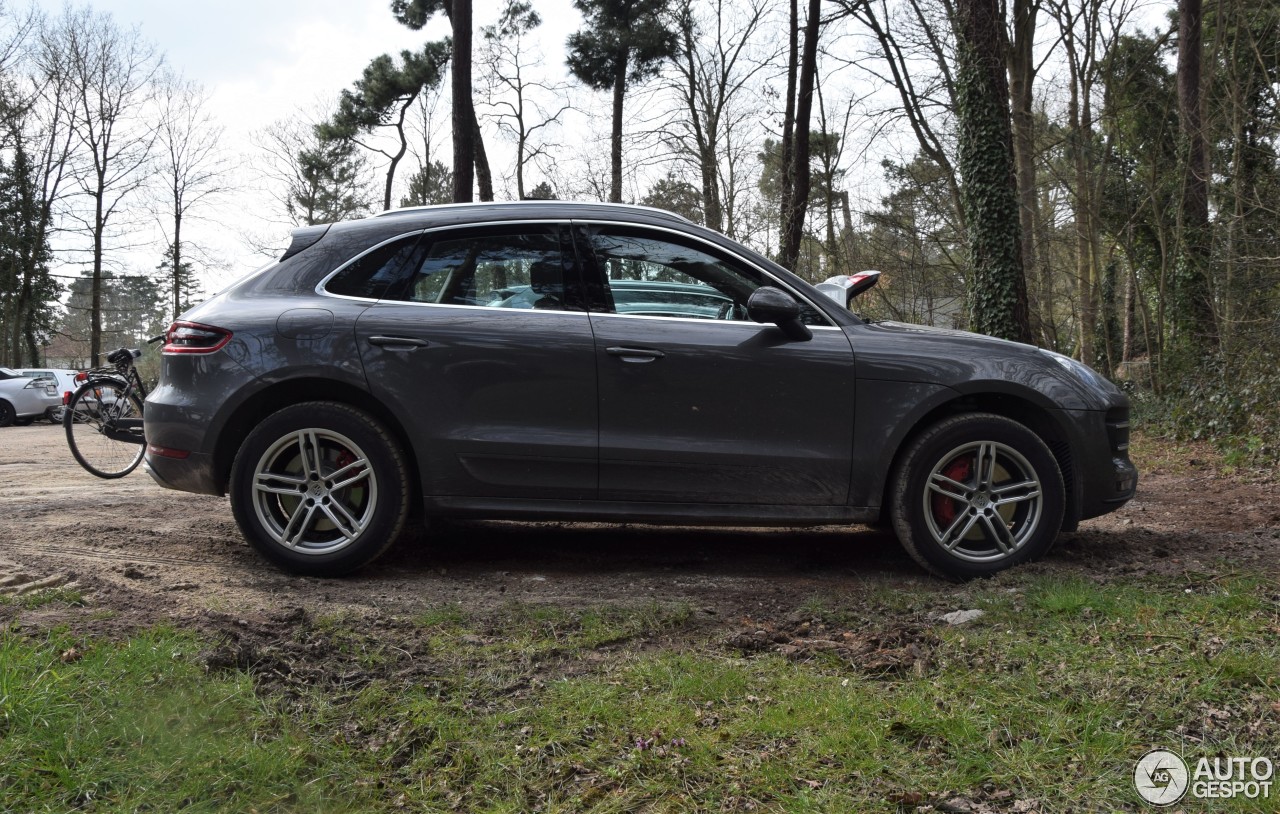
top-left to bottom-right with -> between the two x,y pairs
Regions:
152,71 -> 231,319
59,7 -> 162,366
665,0 -> 776,233
479,0 -> 571,199
830,0 -> 965,228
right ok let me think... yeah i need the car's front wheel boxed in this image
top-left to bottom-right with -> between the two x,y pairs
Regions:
890,413 -> 1064,580
230,402 -> 410,576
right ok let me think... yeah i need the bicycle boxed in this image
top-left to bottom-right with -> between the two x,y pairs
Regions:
63,337 -> 162,478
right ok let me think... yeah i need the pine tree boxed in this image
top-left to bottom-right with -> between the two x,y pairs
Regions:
567,0 -> 677,202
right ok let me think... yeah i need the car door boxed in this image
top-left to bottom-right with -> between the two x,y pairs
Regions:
350,222 -> 599,500
576,223 -> 857,505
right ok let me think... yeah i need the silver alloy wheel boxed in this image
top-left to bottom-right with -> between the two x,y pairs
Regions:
920,440 -> 1043,563
251,428 -> 378,555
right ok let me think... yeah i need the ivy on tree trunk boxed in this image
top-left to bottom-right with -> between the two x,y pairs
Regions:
953,0 -> 1031,343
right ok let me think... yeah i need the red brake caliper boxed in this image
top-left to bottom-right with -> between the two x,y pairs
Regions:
932,456 -> 972,528
335,449 -> 356,480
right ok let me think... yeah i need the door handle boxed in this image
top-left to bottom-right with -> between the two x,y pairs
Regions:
368,335 -> 430,349
606,346 -> 665,362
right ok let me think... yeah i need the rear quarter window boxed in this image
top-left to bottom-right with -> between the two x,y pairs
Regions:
324,235 -> 423,299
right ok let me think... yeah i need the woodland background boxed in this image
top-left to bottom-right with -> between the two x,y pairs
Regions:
0,0 -> 1276,460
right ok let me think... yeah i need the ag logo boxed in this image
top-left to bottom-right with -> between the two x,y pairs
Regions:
1135,749 -> 1190,806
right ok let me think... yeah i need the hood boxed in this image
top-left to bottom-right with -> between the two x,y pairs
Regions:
871,321 -> 1040,353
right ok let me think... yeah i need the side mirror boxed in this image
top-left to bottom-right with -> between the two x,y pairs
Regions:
747,287 -> 812,341
815,270 -> 882,309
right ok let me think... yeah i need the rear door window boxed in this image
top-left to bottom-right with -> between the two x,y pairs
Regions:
390,227 -> 583,312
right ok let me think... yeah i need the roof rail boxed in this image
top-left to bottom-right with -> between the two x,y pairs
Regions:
373,200 -> 694,225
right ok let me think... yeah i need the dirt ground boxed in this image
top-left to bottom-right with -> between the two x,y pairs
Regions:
2,423 -> 1278,648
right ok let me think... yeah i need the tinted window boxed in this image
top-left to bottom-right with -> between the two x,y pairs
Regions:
325,235 -> 421,299
398,232 -> 573,311
586,229 -> 827,325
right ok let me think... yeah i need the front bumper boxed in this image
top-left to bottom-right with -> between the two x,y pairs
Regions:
1071,404 -> 1139,521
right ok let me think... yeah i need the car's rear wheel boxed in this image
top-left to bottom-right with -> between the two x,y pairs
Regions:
890,413 -> 1064,580
230,401 -> 409,576
0,399 -> 14,427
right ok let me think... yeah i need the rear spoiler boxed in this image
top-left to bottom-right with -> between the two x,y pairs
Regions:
280,224 -> 331,261
815,271 -> 882,308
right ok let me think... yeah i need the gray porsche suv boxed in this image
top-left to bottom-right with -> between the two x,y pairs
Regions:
144,201 -> 1136,579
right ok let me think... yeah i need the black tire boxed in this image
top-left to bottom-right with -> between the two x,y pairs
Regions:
890,413 -> 1064,580
13,417 -> 34,426
229,401 -> 410,576
0,399 -> 14,427
64,379 -> 146,478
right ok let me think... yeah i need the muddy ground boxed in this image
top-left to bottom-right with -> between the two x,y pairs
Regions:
2,423 -> 1277,653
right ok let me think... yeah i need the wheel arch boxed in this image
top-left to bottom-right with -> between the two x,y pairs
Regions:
873,387 -> 1080,532
212,378 -> 420,511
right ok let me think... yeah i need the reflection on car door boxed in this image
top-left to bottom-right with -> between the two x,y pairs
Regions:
353,224 -> 599,500
577,224 -> 856,505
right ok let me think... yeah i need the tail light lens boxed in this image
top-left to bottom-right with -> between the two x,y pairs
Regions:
74,371 -> 88,383
163,321 -> 232,354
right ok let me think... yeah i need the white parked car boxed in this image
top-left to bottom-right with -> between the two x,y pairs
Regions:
0,368 -> 61,427
20,369 -> 83,422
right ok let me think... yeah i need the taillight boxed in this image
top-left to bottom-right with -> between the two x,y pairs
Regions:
74,371 -> 88,382
162,321 -> 232,354
62,391 -> 72,405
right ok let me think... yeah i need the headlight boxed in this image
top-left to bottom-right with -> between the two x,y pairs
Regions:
1040,350 -> 1119,395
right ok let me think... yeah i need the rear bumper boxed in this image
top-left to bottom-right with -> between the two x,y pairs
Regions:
144,448 -> 222,495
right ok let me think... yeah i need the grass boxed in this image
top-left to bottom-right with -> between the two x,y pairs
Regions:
2,573 -> 1277,812
0,588 -> 84,610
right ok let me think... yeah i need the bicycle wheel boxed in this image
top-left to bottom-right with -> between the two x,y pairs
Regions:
64,379 -> 146,478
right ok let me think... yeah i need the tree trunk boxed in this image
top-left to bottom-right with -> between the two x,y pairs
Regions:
954,0 -> 1031,343
172,209 -> 183,320
1007,0 -> 1042,343
780,0 -> 820,272
91,181 -> 105,367
1175,0 -> 1215,347
470,103 -> 494,201
609,44 -> 628,203
1067,73 -> 1095,363
778,0 -> 798,257
451,0 -> 475,202
700,142 -> 722,231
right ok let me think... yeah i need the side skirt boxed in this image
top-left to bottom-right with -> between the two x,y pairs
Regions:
424,496 -> 879,526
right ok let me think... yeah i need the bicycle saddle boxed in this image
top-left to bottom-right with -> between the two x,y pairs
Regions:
106,347 -> 142,364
